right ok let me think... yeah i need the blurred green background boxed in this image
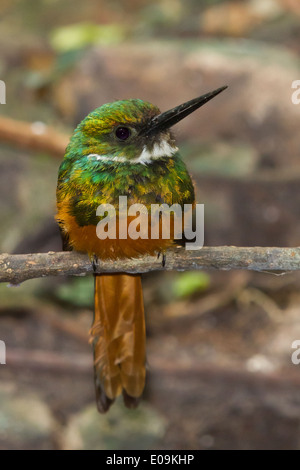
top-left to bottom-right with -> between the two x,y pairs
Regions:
1,0 -> 300,450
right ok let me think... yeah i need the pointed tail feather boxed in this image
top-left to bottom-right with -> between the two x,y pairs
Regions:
91,273 -> 146,413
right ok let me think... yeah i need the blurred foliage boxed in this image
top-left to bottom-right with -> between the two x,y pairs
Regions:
55,277 -> 94,308
63,400 -> 165,450
54,271 -> 211,306
172,272 -> 210,299
0,279 -> 42,308
50,23 -> 126,52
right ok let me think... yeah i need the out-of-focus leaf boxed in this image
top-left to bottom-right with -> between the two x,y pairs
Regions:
172,272 -> 210,299
56,277 -> 93,308
50,23 -> 126,52
62,399 -> 165,450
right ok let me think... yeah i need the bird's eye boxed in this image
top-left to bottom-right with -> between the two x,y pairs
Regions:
115,126 -> 131,141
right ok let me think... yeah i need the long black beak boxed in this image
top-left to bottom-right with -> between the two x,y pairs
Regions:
139,85 -> 228,137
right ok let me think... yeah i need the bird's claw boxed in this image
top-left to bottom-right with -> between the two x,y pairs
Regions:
157,251 -> 166,268
91,254 -> 100,273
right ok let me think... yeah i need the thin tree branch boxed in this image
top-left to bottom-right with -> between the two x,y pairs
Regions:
6,347 -> 300,390
6,348 -> 92,374
0,115 -> 69,157
1,246 -> 300,285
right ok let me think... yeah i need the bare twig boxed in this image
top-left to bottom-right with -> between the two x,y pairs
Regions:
0,246 -> 300,285
0,115 -> 69,157
6,347 -> 300,390
6,348 -> 92,374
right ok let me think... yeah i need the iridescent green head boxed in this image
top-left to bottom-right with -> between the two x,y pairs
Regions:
66,99 -> 177,164
65,86 -> 227,165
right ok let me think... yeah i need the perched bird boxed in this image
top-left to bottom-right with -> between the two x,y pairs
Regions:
56,86 -> 227,412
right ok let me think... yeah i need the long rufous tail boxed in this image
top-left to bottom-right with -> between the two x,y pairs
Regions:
90,273 -> 146,413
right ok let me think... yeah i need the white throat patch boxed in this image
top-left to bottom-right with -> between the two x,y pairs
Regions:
87,139 -> 178,165
87,153 -> 127,163
136,140 -> 178,165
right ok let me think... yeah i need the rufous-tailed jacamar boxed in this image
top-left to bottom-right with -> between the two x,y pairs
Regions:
56,86 -> 227,413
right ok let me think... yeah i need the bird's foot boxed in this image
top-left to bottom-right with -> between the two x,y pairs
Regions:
91,254 -> 100,273
157,251 -> 166,268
